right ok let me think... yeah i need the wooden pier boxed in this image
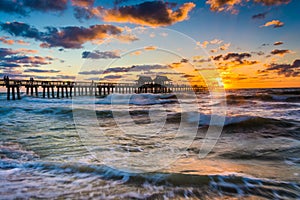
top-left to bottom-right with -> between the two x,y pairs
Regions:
0,78 -> 193,100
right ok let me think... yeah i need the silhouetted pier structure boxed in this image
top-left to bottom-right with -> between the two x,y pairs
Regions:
0,77 -> 193,100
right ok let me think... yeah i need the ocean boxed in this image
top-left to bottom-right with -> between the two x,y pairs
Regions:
0,88 -> 299,199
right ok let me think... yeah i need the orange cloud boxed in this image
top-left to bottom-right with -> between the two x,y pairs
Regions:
16,40 -> 30,45
274,41 -> 283,46
200,41 -> 209,48
206,0 -> 290,13
206,0 -> 242,13
220,43 -> 231,51
0,36 -> 30,46
131,51 -> 142,56
93,1 -> 195,27
16,48 -> 39,54
261,20 -> 284,28
71,0 -> 94,7
0,37 -> 14,45
144,46 -> 157,51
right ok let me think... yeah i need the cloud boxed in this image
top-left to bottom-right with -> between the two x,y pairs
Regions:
253,0 -> 290,6
199,41 -> 209,48
100,64 -> 167,74
56,75 -> 76,80
131,50 -> 142,56
206,0 -> 290,14
102,75 -> 122,80
77,1 -> 195,27
0,36 -> 14,45
214,52 -> 252,63
0,21 -> 41,39
0,0 -> 27,15
71,0 -> 94,7
0,21 -> 130,49
79,70 -> 104,75
261,20 -> 284,28
270,49 -> 291,56
252,12 -> 268,19
1,38 -> 30,46
0,47 -> 18,57
206,0 -> 242,13
3,55 -> 53,65
220,43 -> 231,51
0,47 -> 53,68
252,51 -> 265,56
40,25 -> 123,49
17,48 -> 38,54
274,41 -> 283,46
261,59 -> 300,77
22,0 -> 68,12
0,62 -> 21,68
198,39 -> 226,50
212,52 -> 257,69
144,46 -> 157,51
193,57 -> 211,63
24,69 -> 60,73
210,38 -> 223,45
212,54 -> 223,61
0,0 -> 68,15
82,50 -> 121,59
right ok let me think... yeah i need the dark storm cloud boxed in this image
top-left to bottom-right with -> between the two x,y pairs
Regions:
261,59 -> 300,77
24,69 -> 60,73
0,22 -> 124,49
82,50 -> 120,59
252,12 -> 268,19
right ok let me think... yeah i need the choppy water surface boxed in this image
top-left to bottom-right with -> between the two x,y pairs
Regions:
0,88 -> 299,199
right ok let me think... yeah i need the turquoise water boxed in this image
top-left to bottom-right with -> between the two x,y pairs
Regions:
0,89 -> 299,199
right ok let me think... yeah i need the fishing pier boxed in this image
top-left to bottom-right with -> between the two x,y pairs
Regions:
0,75 -> 193,100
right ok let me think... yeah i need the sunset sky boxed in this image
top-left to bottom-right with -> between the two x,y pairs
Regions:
0,0 -> 299,88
